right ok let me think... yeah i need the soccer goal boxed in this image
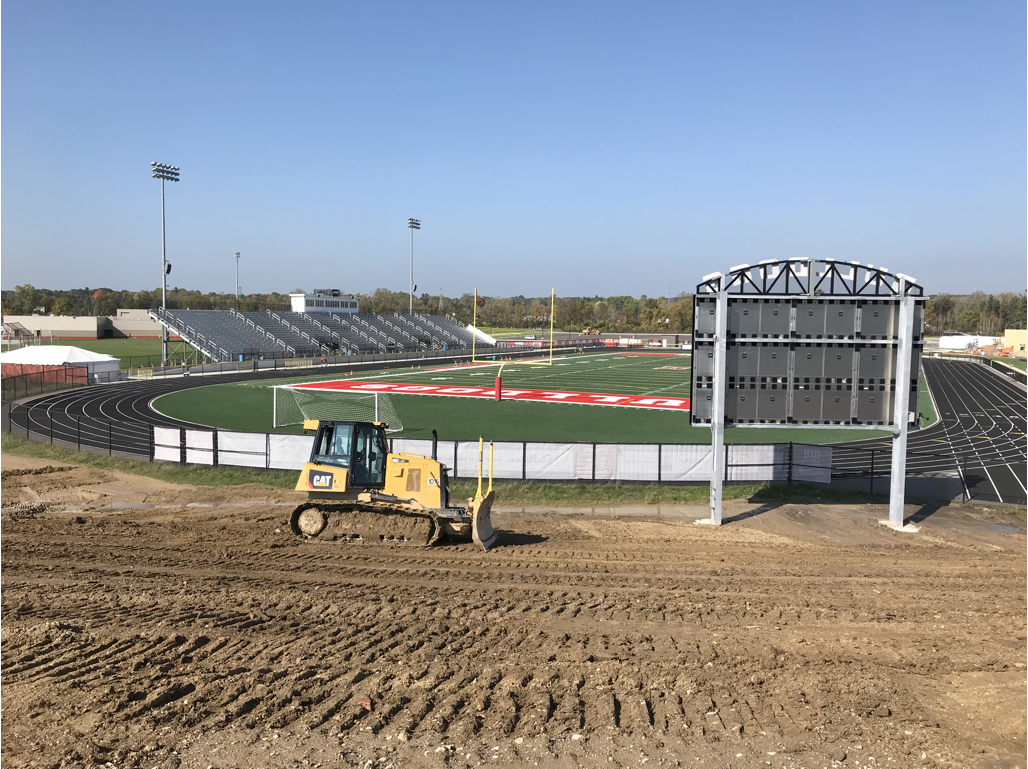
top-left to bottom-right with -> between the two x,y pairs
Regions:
272,385 -> 404,431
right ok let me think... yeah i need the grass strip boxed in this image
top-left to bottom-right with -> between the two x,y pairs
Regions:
9,432 -> 1013,512
918,370 -> 938,428
1,433 -> 297,489
3,432 -> 882,503
450,480 -> 888,505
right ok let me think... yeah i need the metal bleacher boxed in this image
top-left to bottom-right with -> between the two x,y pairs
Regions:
267,312 -> 357,355
150,308 -> 492,362
417,315 -> 479,348
239,312 -> 324,358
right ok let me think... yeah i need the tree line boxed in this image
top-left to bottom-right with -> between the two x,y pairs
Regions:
1,284 -> 1023,335
923,292 -> 1025,336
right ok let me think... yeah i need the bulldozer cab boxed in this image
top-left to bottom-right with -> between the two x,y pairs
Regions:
311,421 -> 388,489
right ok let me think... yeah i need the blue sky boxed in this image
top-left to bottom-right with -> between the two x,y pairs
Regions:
2,1 -> 1024,297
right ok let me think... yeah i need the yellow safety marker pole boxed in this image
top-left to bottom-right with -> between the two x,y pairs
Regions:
488,441 -> 494,494
476,436 -> 484,497
549,288 -> 555,365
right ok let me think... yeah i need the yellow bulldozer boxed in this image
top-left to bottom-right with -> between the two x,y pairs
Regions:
289,420 -> 498,550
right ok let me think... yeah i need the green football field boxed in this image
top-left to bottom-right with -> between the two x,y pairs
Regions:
51,338 -> 198,368
152,351 -> 891,444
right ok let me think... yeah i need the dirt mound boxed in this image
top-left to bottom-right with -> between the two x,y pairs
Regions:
0,464 -> 116,507
1,464 -> 75,479
1,459 -> 1024,768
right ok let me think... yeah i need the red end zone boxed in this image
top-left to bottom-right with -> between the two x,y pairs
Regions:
292,380 -> 690,411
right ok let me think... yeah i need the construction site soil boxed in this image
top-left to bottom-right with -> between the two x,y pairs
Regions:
1,455 -> 1025,769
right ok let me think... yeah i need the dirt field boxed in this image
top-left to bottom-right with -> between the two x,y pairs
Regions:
2,455 -> 1025,769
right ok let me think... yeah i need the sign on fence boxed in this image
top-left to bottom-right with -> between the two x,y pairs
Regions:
154,427 -> 180,462
792,445 -> 833,484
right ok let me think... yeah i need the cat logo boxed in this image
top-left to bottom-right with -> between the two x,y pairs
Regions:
308,470 -> 333,490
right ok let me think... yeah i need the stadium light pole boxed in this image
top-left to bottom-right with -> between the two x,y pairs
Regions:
235,251 -> 241,300
151,162 -> 180,365
408,217 -> 420,314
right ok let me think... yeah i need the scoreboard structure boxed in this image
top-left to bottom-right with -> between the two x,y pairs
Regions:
691,259 -> 926,528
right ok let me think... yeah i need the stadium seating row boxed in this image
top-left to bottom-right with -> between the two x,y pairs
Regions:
151,309 -> 485,361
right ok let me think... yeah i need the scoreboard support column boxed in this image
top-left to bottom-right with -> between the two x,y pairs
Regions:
886,277 -> 917,529
707,280 -> 729,525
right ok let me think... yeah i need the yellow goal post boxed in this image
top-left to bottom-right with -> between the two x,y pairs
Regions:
472,288 -> 556,366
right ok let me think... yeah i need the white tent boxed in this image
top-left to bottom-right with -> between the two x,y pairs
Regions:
0,345 -> 121,375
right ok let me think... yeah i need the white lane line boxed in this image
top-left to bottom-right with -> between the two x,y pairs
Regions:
933,361 -> 1003,500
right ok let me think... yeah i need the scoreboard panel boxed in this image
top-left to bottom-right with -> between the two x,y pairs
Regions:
691,295 -> 925,428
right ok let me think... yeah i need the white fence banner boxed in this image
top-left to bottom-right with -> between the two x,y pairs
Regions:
792,445 -> 833,484
660,445 -> 712,481
456,441 -> 484,479
391,439 -> 433,458
575,444 -> 593,480
727,445 -> 789,482
615,444 -> 660,482
153,426 -> 180,463
218,431 -> 267,468
269,434 -> 315,470
593,444 -> 616,481
490,441 -> 525,479
525,442 -> 576,480
185,429 -> 214,466
160,425 -> 838,486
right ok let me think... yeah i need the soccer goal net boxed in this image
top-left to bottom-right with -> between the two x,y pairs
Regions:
272,386 -> 404,432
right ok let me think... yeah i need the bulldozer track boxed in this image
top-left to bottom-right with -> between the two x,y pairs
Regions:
289,501 -> 442,546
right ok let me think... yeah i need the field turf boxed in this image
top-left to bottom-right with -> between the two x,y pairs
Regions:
47,338 -> 198,368
153,351 -> 891,444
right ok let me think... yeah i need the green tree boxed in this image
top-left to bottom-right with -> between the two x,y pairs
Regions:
957,308 -> 980,333
3,284 -> 39,315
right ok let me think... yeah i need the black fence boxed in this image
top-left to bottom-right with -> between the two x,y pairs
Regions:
4,345 -> 1022,505
1,366 -> 89,402
9,400 -> 1014,503
2,401 -> 153,459
829,442 -> 1025,505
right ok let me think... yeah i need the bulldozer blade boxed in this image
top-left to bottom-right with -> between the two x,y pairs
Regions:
471,491 -> 499,551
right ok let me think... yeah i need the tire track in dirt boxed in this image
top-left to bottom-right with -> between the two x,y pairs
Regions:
2,504 -> 1025,768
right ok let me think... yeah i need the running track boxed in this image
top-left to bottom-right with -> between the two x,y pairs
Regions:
835,358 -> 1026,504
7,358 -> 1026,503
